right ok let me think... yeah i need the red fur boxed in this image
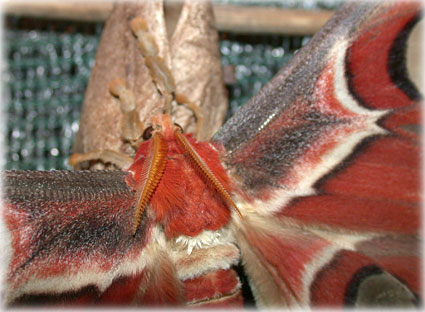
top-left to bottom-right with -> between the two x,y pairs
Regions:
129,134 -> 233,238
183,268 -> 240,303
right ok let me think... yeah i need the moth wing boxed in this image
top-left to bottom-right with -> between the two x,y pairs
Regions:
2,170 -> 182,305
212,2 -> 421,307
3,1 -> 230,306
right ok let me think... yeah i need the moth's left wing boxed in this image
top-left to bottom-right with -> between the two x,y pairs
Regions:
1,170 -> 182,305
213,1 -> 421,308
2,1 -> 234,306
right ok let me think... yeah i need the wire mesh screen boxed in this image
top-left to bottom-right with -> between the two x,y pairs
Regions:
5,18 -> 102,170
4,2 -> 339,170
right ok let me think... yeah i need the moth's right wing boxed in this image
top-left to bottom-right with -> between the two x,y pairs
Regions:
213,1 -> 421,308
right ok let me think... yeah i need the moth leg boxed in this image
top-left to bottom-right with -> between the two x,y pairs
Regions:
109,78 -> 144,148
69,149 -> 134,170
175,93 -> 205,138
130,18 -> 175,113
69,79 -> 141,170
130,17 -> 203,135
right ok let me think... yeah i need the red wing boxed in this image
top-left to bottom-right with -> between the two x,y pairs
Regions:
214,2 -> 422,307
2,170 -> 182,305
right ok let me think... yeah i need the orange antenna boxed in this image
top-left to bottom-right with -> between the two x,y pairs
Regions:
174,128 -> 243,220
133,132 -> 168,234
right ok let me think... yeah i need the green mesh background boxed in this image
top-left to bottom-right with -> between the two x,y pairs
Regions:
5,1 -> 341,170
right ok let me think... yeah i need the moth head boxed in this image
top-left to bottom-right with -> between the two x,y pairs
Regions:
147,114 -> 183,140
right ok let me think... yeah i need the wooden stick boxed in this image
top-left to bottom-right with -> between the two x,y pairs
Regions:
4,2 -> 112,23
4,1 -> 334,35
213,4 -> 333,35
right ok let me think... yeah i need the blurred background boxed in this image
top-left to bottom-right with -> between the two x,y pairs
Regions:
4,0 -> 343,170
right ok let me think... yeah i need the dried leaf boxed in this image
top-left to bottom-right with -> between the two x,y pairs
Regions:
73,0 -> 227,159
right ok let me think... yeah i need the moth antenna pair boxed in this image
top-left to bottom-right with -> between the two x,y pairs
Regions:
133,127 -> 243,234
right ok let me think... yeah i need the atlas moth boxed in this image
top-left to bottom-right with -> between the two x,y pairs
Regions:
2,0 -> 421,308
